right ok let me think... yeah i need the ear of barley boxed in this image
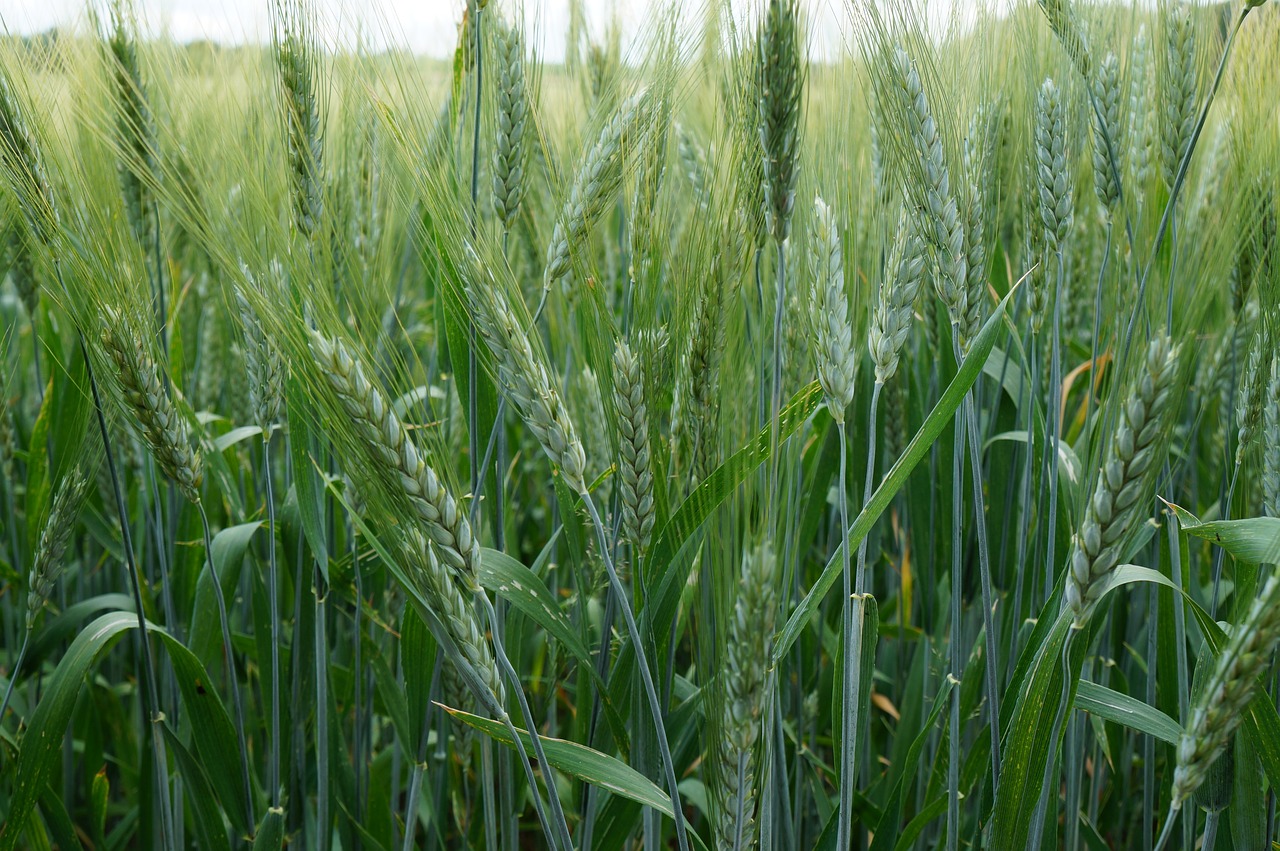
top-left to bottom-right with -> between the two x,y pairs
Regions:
1128,26 -> 1153,193
890,46 -> 967,327
756,0 -> 803,246
275,7 -> 323,240
578,367 -> 611,498
100,307 -> 204,504
1264,353 -> 1279,518
1160,4 -> 1196,191
1172,575 -> 1280,807
0,67 -> 58,247
1234,332 -> 1265,468
309,332 -> 480,588
26,464 -> 91,631
543,92 -> 646,293
716,542 -> 777,851
807,196 -> 854,424
1035,78 -> 1073,251
1091,52 -> 1123,213
492,16 -> 528,233
869,207 -> 926,384
107,3 -> 158,245
675,122 -> 709,210
467,280 -> 588,494
234,271 -> 285,433
1037,0 -> 1092,77
613,339 -> 654,555
1021,195 -> 1050,334
686,281 -> 725,487
1065,335 -> 1180,623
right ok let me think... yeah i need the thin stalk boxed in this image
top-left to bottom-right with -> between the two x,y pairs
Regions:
1087,222 -> 1112,436
81,335 -> 174,850
467,0 -> 484,513
946,404 -> 964,851
0,637 -> 29,723
1201,810 -> 1220,851
198,503 -> 254,832
581,489 -> 690,851
316,570 -> 330,848
400,657 -> 440,851
352,515 -> 364,851
767,238 -> 787,530
475,593 -> 574,850
482,737 -> 498,851
1047,252 -> 1065,602
854,386 -> 881,594
1153,805 -> 1179,851
837,417 -> 856,851
264,435 -> 282,807
962,391 -> 1002,787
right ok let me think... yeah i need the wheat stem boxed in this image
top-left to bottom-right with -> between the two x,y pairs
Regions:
581,489 -> 690,851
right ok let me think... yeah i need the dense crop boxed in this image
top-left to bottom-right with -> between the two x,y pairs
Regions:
1,0 -> 1279,849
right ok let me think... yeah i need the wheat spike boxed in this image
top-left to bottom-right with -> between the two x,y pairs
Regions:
1065,335 -> 1180,623
613,339 -> 655,554
234,271 -> 285,433
869,208 -> 926,384
756,0 -> 803,245
543,92 -> 646,293
310,332 -> 481,588
26,465 -> 91,630
1091,52 -> 1123,213
889,46 -> 968,328
492,16 -> 528,233
807,196 -> 856,423
1263,352 -> 1279,518
0,66 -> 59,247
1160,4 -> 1196,191
715,543 -> 777,851
468,279 -> 588,494
100,307 -> 204,504
1172,575 -> 1280,807
1035,77 -> 1074,251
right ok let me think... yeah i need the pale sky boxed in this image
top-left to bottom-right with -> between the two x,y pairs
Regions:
3,0 -> 886,63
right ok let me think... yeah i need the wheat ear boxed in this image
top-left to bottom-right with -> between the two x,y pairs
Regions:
613,339 -> 655,555
310,332 -> 481,588
1065,335 -> 1180,623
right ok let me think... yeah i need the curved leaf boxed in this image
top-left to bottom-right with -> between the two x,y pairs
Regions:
1162,501 -> 1280,565
0,611 -> 252,850
1074,680 -> 1180,745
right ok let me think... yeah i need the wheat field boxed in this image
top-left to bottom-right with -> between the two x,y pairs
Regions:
1,0 -> 1279,848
